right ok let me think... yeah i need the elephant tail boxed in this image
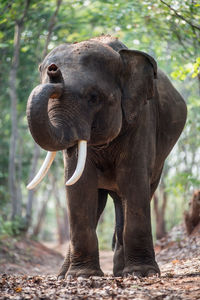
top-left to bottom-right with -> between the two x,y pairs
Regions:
111,193 -> 124,251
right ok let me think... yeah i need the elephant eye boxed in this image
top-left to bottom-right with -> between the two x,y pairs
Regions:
88,92 -> 98,105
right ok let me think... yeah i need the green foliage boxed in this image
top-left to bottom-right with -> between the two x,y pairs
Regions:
171,57 -> 200,81
0,216 -> 27,237
193,57 -> 200,78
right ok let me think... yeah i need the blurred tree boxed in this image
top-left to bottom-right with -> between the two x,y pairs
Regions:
32,187 -> 51,238
184,190 -> 200,235
25,0 -> 63,232
153,166 -> 169,240
8,0 -> 31,220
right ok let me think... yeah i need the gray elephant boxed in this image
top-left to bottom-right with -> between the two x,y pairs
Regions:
26,35 -> 187,278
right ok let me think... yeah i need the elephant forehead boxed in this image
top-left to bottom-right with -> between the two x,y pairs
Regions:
42,41 -> 120,71
71,41 -> 120,61
72,43 -> 121,76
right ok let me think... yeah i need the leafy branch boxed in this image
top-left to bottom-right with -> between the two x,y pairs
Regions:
160,0 -> 200,31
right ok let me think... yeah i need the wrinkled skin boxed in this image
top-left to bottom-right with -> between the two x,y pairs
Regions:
27,35 -> 187,278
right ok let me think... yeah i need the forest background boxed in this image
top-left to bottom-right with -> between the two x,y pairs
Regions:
0,0 -> 199,249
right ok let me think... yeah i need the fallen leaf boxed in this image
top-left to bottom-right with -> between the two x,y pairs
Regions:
172,259 -> 180,264
15,286 -> 22,293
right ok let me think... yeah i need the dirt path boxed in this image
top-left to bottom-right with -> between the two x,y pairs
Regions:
43,242 -> 114,274
0,224 -> 200,299
0,257 -> 199,299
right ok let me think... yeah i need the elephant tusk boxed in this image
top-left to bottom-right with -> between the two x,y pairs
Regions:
66,140 -> 87,186
27,151 -> 56,190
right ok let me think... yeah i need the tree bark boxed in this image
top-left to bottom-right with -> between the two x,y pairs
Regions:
42,0 -> 63,58
50,171 -> 69,244
25,144 -> 40,230
184,190 -> 200,235
26,0 -> 62,231
153,192 -> 167,240
8,0 -> 31,220
32,188 -> 51,237
54,186 -> 65,244
153,165 -> 169,240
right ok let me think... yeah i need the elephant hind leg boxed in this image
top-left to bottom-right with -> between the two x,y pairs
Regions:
110,191 -> 124,249
113,241 -> 124,276
96,189 -> 108,227
109,191 -> 124,276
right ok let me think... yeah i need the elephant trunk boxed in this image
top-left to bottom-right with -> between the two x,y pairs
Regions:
26,68 -> 89,189
26,82 -> 70,151
27,65 -> 91,189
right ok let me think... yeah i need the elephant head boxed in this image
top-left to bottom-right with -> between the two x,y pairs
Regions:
27,39 -> 157,189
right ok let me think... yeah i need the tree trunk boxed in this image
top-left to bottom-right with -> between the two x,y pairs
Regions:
8,0 -> 31,220
153,192 -> 167,240
50,172 -> 69,244
16,135 -> 23,214
184,190 -> 200,235
42,0 -> 63,58
153,165 -> 169,240
32,188 -> 51,237
54,189 -> 65,244
26,0 -> 62,231
25,144 -> 40,230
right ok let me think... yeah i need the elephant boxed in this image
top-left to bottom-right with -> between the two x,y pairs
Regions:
26,35 -> 187,278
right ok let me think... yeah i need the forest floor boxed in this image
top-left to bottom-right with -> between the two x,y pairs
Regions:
0,223 -> 199,299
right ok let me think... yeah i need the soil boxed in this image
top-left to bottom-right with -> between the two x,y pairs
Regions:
0,223 -> 199,299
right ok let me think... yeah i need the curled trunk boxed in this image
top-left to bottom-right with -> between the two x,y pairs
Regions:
27,83 -> 70,151
27,70 -> 91,188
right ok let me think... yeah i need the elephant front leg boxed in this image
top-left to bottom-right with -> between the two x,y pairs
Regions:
64,156 -> 103,278
118,173 -> 160,277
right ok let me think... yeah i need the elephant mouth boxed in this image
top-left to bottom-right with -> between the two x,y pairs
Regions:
27,137 -> 111,191
27,140 -> 87,190
66,143 -> 77,157
91,142 -> 109,151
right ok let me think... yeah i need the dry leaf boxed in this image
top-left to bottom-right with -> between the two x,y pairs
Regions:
15,286 -> 22,293
172,259 -> 180,264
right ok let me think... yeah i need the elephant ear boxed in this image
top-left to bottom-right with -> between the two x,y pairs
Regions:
119,49 -> 157,124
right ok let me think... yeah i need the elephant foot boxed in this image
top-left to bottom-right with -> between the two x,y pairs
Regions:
67,265 -> 104,278
123,262 -> 160,278
57,246 -> 71,280
113,268 -> 123,277
57,262 -> 104,279
57,274 -> 65,280
113,244 -> 124,277
57,260 -> 71,280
